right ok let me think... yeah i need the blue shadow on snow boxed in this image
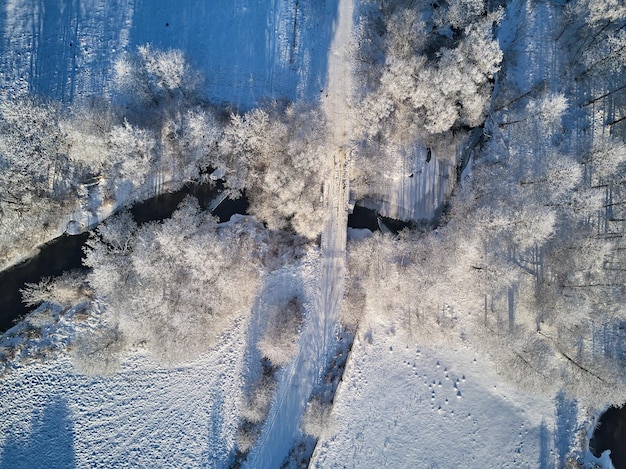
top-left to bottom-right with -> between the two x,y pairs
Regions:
0,397 -> 75,469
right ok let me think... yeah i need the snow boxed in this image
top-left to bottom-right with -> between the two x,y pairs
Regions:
0,319 -> 249,468
311,330 -> 564,468
0,0 -> 620,466
0,0 -> 338,110
347,227 -> 373,241
357,149 -> 455,222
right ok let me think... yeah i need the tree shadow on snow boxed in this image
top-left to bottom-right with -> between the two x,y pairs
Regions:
0,397 -> 75,469
538,419 -> 552,469
554,391 -> 578,468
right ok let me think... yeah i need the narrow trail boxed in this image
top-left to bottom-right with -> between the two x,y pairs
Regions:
243,0 -> 353,466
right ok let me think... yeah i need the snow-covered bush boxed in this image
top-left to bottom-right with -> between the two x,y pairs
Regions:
240,375 -> 276,424
114,44 -> 202,112
301,397 -> 335,440
257,297 -> 304,367
237,373 -> 277,453
20,270 -> 89,309
236,424 -> 260,454
70,324 -> 125,376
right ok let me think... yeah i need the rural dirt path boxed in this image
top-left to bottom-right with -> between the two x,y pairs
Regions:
243,0 -> 353,466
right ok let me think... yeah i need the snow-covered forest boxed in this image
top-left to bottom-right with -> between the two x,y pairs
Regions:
1,0 -> 625,467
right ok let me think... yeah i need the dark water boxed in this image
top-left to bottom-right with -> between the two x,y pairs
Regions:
130,182 -> 248,224
0,232 -> 89,333
590,405 -> 626,469
0,183 -> 248,333
347,204 -> 414,234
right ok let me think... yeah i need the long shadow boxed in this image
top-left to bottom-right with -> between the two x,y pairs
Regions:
0,397 -> 75,469
128,0 -> 339,110
538,419 -> 551,469
235,265 -> 308,467
555,391 -> 578,468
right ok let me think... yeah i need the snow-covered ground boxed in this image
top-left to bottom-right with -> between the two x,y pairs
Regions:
0,319 -> 249,467
1,0 -> 623,467
0,0 -> 338,110
311,329 -> 577,468
356,146 -> 456,222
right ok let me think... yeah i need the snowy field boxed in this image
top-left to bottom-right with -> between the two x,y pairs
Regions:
0,326 -> 248,468
0,0 -> 338,109
312,333 -> 569,468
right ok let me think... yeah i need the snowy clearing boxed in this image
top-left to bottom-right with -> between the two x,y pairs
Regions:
311,329 -> 576,468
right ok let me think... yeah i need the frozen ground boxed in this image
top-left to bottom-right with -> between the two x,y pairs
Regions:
311,328 -> 576,468
0,317 -> 249,468
0,0 -> 338,110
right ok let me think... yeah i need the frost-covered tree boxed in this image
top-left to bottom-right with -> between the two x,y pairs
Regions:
0,96 -> 67,199
107,120 -> 156,191
114,45 -> 202,115
220,103 -> 326,238
355,2 -> 502,142
60,98 -> 116,175
83,197 -> 261,365
0,96 -> 76,268
168,108 -> 222,181
567,0 -> 626,26
432,0 -> 487,30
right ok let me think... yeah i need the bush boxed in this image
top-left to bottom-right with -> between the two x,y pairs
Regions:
301,397 -> 335,440
257,297 -> 304,367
